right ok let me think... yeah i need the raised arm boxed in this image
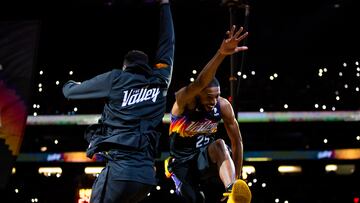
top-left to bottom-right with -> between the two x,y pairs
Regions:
154,0 -> 175,87
174,25 -> 248,113
62,71 -> 113,99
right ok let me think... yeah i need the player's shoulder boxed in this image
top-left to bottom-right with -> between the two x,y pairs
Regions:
219,96 -> 231,106
218,96 -> 234,117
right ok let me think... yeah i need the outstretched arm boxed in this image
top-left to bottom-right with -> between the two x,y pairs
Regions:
62,71 -> 113,99
174,26 -> 248,114
154,0 -> 175,87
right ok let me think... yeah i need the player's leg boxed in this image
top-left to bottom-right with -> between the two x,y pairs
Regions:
207,139 -> 251,203
207,139 -> 235,188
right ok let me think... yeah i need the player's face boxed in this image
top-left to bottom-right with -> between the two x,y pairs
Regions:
198,86 -> 220,112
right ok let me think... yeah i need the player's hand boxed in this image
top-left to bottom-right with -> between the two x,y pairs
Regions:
219,25 -> 248,55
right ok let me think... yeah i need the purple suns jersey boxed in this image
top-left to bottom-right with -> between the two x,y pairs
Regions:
169,101 -> 222,160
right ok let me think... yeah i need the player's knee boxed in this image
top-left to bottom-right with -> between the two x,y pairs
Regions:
214,139 -> 227,153
209,139 -> 230,163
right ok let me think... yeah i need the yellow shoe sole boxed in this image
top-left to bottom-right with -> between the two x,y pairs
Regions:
227,179 -> 252,203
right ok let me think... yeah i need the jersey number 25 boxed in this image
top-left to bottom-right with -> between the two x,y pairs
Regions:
196,135 -> 210,148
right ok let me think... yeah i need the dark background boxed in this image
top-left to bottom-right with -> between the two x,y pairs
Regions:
1,0 -> 360,114
0,0 -> 359,202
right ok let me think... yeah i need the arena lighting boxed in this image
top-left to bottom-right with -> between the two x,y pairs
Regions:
325,164 -> 337,172
325,164 -> 355,175
38,167 -> 62,176
278,165 -> 302,173
242,165 -> 255,179
245,157 -> 271,162
335,149 -> 360,159
84,167 -> 104,175
15,148 -> 360,163
243,165 -> 255,174
78,188 -> 91,203
26,111 -> 360,125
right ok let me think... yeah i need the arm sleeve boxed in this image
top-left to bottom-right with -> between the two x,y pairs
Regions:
154,3 -> 175,87
62,71 -> 113,99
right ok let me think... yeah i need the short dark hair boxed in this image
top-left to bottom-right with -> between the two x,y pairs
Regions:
123,50 -> 148,66
207,77 -> 220,88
